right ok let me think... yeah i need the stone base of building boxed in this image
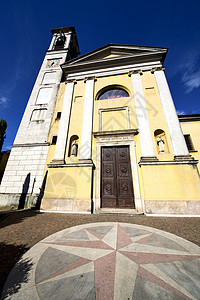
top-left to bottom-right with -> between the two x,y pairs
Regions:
41,198 -> 92,213
0,193 -> 39,211
145,200 -> 200,215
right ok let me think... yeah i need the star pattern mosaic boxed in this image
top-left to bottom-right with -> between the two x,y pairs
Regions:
35,223 -> 200,300
2,223 -> 200,300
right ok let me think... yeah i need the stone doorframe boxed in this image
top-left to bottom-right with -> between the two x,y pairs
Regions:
93,130 -> 143,213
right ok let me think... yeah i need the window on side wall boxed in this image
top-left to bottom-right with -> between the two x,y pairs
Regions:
184,134 -> 195,151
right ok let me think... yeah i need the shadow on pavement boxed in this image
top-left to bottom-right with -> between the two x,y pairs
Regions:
0,242 -> 32,299
0,210 -> 43,230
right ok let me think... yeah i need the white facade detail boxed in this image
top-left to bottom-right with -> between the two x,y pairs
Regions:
42,72 -> 57,84
36,87 -> 53,105
131,73 -> 155,157
79,78 -> 95,160
53,81 -> 75,162
154,70 -> 189,156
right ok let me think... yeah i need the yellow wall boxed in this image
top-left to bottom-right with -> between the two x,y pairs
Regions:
42,70 -> 200,213
141,164 -> 200,201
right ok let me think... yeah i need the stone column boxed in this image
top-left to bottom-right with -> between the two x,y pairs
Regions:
153,68 -> 190,159
130,71 -> 157,161
79,77 -> 95,162
52,80 -> 75,164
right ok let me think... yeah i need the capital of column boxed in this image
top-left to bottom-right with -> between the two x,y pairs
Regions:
65,79 -> 77,84
151,67 -> 165,74
128,70 -> 143,77
84,76 -> 97,83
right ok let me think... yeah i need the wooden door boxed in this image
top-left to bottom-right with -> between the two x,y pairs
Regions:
101,146 -> 135,208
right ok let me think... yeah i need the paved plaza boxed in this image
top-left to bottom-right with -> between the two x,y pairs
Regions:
2,221 -> 200,299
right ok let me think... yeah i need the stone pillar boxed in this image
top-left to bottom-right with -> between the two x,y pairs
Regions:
153,68 -> 190,159
79,77 -> 95,162
130,71 -> 157,161
52,80 -> 75,164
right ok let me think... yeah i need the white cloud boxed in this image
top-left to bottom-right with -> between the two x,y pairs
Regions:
0,96 -> 9,107
176,110 -> 186,115
182,71 -> 200,93
179,47 -> 200,93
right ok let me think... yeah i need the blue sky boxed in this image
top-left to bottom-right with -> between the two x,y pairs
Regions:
0,0 -> 200,150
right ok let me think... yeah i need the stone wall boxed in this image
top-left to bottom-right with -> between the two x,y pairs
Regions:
0,145 -> 48,210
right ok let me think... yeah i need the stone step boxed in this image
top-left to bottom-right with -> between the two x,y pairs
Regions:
97,208 -> 144,215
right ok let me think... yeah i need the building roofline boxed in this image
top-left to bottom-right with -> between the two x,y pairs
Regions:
51,26 -> 77,35
178,114 -> 200,122
64,43 -> 168,65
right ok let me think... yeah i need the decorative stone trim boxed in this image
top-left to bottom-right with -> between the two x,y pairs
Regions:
48,162 -> 94,168
140,156 -> 158,163
139,159 -> 198,166
151,67 -> 165,74
84,76 -> 97,83
128,70 -> 143,76
98,106 -> 130,131
94,133 -> 143,213
51,159 -> 65,165
174,155 -> 194,161
93,129 -> 138,138
12,143 -> 50,148
65,79 -> 77,84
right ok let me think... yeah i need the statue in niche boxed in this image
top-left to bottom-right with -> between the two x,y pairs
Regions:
70,140 -> 78,157
157,135 -> 165,153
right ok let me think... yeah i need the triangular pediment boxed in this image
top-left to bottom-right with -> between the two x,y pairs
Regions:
62,43 -> 168,77
64,43 -> 168,66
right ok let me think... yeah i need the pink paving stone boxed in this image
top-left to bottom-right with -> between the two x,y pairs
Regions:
39,257 -> 91,283
120,251 -> 200,265
43,240 -> 113,250
134,233 -> 154,244
86,229 -> 104,240
137,266 -> 192,300
94,251 -> 116,300
116,224 -> 133,250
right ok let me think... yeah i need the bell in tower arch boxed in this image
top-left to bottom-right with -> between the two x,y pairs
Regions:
54,31 -> 66,50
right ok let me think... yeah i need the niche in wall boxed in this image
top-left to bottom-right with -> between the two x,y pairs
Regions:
154,129 -> 169,154
68,135 -> 79,157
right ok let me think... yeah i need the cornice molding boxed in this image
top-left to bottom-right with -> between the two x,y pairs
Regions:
12,143 -> 50,148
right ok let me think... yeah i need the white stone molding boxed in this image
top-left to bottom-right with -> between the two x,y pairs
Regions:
154,69 -> 189,157
52,81 -> 75,163
94,134 -> 143,213
79,78 -> 95,161
130,73 -> 156,159
66,61 -> 162,81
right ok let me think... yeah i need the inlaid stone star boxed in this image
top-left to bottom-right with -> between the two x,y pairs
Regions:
35,223 -> 200,300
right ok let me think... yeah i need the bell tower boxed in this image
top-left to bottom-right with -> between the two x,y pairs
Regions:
0,27 -> 80,210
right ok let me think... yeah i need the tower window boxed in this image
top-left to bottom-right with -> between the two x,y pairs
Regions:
184,135 -> 195,151
52,136 -> 57,145
54,32 -> 66,50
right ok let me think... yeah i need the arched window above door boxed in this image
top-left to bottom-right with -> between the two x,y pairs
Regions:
97,87 -> 129,100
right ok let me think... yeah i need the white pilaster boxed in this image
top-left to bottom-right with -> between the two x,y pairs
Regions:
48,34 -> 56,50
154,69 -> 189,157
79,78 -> 95,161
53,81 -> 75,162
130,72 -> 156,158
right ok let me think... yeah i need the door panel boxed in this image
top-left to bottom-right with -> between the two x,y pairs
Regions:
101,146 -> 135,208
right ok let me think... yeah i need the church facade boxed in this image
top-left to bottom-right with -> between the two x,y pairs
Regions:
0,26 -> 200,215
